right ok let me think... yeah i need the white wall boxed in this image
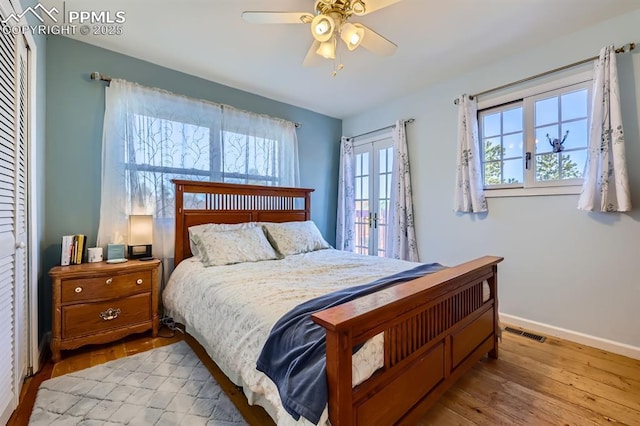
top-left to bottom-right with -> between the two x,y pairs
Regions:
343,10 -> 640,350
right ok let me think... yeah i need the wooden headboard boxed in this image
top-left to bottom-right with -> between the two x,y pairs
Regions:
172,180 -> 314,266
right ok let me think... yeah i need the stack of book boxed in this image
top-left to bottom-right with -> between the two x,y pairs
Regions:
61,235 -> 87,266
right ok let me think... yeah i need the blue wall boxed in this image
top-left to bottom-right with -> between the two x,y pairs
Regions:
43,36 -> 341,337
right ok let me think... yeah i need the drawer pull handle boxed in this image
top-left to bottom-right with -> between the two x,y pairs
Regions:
136,278 -> 143,285
105,278 -> 113,285
74,287 -> 82,293
100,308 -> 121,321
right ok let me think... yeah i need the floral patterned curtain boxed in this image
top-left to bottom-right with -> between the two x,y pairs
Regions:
386,120 -> 419,261
454,94 -> 487,213
578,45 -> 631,212
336,137 -> 355,251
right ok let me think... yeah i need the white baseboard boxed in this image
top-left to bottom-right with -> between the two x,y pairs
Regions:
499,313 -> 640,360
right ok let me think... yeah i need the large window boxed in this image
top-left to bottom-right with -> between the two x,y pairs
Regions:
98,80 -> 299,258
125,114 -> 283,218
479,75 -> 591,195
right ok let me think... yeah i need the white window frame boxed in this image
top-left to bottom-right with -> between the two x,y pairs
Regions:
478,70 -> 593,198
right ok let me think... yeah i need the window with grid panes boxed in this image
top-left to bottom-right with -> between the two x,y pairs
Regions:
479,76 -> 591,195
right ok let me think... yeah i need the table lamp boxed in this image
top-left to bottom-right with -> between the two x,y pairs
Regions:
128,214 -> 153,259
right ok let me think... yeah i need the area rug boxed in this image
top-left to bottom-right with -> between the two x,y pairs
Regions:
29,341 -> 248,425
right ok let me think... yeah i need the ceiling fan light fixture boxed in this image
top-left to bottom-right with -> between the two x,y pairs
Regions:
340,22 -> 364,50
311,14 -> 335,42
316,38 -> 336,59
351,0 -> 366,16
241,0 -> 400,74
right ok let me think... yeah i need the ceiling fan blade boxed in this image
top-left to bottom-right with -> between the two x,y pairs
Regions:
303,41 -> 324,67
358,24 -> 397,56
358,0 -> 402,15
241,11 -> 313,24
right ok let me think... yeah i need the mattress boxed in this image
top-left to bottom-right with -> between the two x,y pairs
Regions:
163,249 -> 490,425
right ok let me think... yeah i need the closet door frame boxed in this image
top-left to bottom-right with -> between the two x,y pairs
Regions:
0,0 -> 40,422
24,14 -> 39,379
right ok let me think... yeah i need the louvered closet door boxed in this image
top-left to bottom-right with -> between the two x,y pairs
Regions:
0,1 -> 20,422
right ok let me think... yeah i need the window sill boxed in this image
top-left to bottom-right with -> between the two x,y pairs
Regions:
484,185 -> 582,198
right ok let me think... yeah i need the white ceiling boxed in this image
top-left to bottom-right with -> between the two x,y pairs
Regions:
42,0 -> 640,118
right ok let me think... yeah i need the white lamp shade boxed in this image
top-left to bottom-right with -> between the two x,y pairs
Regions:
340,22 -> 365,50
351,0 -> 366,15
128,215 -> 153,245
311,14 -> 335,42
316,38 -> 336,59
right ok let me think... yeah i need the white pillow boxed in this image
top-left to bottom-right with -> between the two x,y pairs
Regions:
188,222 -> 257,258
262,221 -> 331,256
193,226 -> 279,267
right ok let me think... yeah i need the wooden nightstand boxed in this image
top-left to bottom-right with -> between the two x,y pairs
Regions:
49,259 -> 161,362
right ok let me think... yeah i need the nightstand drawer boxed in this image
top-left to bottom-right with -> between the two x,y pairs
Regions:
61,270 -> 152,303
62,293 -> 151,339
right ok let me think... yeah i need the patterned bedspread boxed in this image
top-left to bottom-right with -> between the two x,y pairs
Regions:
163,249 -> 421,425
163,249 -> 489,425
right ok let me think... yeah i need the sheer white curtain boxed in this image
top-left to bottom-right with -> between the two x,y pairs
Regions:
97,79 -> 300,261
578,45 -> 631,212
220,105 -> 299,187
386,120 -> 419,261
454,94 -> 487,213
336,137 -> 355,251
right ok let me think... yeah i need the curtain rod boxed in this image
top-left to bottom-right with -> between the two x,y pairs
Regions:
349,118 -> 415,140
453,42 -> 636,105
89,71 -> 302,128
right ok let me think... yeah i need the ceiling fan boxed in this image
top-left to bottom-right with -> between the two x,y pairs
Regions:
242,0 -> 402,74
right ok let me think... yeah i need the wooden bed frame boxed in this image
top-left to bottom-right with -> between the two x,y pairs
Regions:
172,179 -> 503,425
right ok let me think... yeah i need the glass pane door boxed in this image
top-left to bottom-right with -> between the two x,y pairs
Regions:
353,136 -> 393,256
354,150 -> 370,255
376,146 -> 393,257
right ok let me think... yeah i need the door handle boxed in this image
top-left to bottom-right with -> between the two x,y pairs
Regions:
15,241 -> 25,249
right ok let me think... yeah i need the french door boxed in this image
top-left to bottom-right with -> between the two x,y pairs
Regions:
353,135 -> 393,257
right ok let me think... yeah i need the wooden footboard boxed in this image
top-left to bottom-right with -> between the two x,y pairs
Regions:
312,256 -> 503,425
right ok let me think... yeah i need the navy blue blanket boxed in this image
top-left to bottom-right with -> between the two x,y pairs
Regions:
256,262 -> 445,424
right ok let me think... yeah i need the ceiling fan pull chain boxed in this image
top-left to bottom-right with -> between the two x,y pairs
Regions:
332,36 -> 345,77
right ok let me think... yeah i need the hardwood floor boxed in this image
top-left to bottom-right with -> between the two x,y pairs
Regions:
9,325 -> 640,425
419,331 -> 640,426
